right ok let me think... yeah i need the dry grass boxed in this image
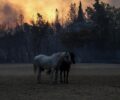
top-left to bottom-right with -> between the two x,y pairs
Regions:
0,64 -> 120,100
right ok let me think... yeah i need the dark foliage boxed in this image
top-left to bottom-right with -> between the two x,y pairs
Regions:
0,0 -> 120,63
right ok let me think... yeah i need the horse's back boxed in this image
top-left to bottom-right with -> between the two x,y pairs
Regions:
33,52 -> 66,69
33,54 -> 56,69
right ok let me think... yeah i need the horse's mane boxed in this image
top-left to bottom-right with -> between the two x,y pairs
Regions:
51,52 -> 65,58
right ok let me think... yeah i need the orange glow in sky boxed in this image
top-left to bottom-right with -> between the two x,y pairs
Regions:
0,0 -> 118,24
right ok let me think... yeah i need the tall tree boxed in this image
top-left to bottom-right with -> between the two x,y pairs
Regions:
86,0 -> 110,48
77,1 -> 85,22
69,3 -> 77,22
54,9 -> 62,33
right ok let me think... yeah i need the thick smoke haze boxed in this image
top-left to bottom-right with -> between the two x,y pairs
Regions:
0,1 -> 22,26
0,0 -> 119,25
109,0 -> 120,7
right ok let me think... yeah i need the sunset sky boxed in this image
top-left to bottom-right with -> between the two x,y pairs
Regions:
0,0 -> 119,24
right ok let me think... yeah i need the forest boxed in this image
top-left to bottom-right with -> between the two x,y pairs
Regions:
0,0 -> 120,63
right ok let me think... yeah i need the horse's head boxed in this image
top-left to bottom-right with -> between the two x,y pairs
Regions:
64,51 -> 75,64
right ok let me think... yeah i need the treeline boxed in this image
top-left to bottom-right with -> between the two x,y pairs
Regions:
62,0 -> 120,48
0,0 -> 120,63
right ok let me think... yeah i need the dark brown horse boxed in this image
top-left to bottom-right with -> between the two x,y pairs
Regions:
55,52 -> 75,84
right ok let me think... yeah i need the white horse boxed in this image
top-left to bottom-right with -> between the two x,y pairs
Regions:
33,52 -> 71,83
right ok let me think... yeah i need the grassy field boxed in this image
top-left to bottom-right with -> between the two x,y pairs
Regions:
0,64 -> 120,100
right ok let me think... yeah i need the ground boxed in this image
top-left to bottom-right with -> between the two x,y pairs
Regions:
0,64 -> 120,100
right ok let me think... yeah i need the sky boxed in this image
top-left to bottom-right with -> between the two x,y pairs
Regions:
0,0 -> 119,25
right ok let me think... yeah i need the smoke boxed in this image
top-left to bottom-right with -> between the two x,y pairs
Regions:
0,1 -> 23,27
0,0 -> 90,24
0,0 -> 119,25
109,0 -> 120,7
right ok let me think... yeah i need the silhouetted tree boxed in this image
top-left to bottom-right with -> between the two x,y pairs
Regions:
31,13 -> 54,55
54,9 -> 62,33
86,0 -> 110,48
69,3 -> 77,22
0,0 -> 120,63
76,1 -> 85,23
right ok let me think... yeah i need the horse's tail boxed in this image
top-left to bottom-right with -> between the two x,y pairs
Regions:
33,64 -> 37,74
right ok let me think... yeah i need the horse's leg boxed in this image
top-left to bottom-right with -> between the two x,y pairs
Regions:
37,67 -> 41,84
60,70 -> 63,83
66,70 -> 69,84
55,69 -> 58,83
63,70 -> 66,83
50,69 -> 54,83
33,64 -> 36,73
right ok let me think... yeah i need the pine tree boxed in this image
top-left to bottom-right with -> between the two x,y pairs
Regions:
77,1 -> 85,22
86,0 -> 110,48
55,9 -> 59,24
54,9 -> 61,33
69,3 -> 77,22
